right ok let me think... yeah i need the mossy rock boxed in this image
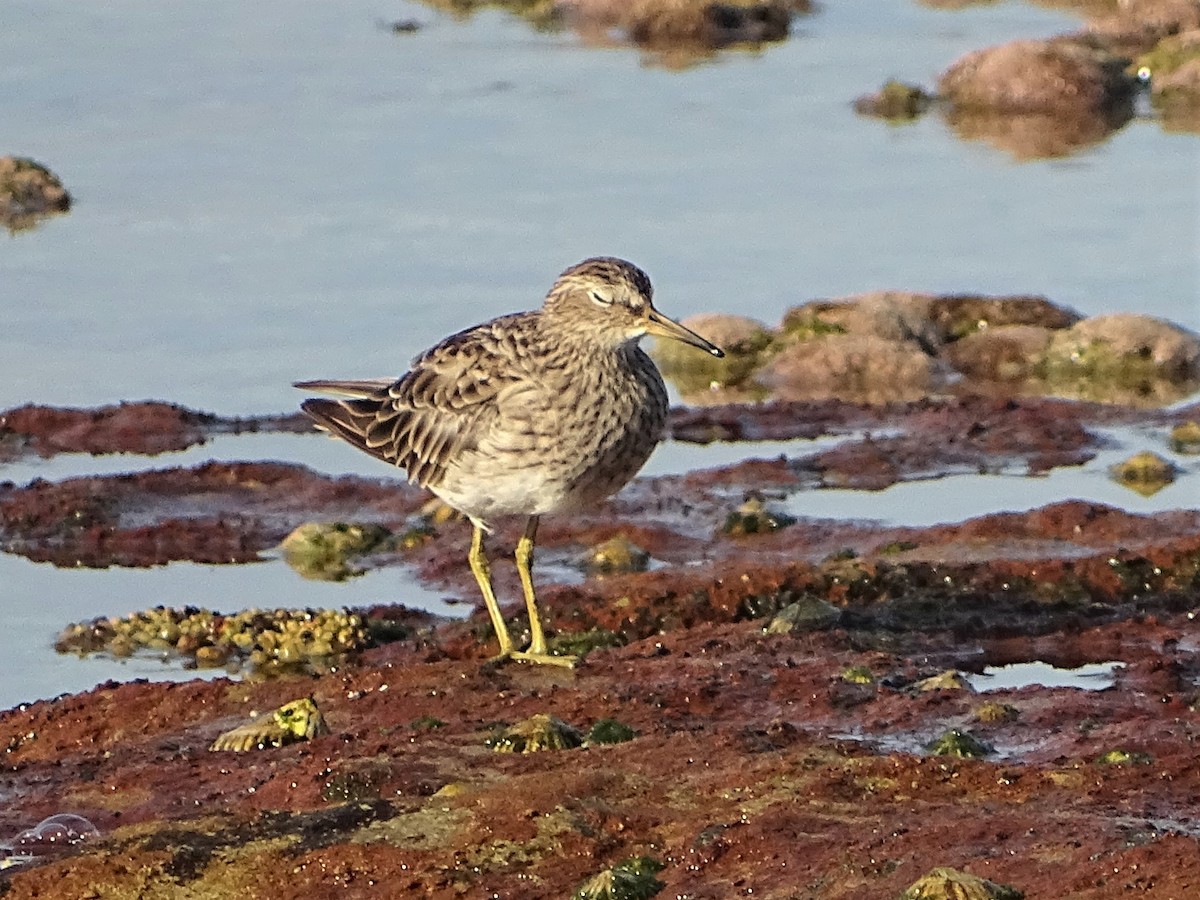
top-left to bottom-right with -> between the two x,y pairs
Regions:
652,313 -> 773,396
581,534 -> 651,575
764,597 -> 842,634
548,628 -> 626,659
912,670 -> 973,692
974,701 -> 1020,724
573,856 -> 665,900
1110,450 -> 1178,496
1096,748 -> 1153,765
281,521 -> 393,581
853,80 -> 934,121
486,714 -> 584,753
1169,421 -> 1200,454
722,495 -> 796,536
925,728 -> 993,758
586,718 -> 638,745
840,665 -> 875,685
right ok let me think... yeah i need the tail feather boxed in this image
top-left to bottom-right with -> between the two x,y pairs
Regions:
293,378 -> 395,398
299,397 -> 397,468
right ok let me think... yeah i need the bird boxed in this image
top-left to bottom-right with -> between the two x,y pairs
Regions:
295,257 -> 723,667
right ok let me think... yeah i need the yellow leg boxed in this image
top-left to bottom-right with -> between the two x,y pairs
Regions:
510,515 -> 576,668
467,523 -> 514,658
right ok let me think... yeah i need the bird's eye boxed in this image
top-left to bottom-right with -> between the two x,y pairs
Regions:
589,290 -> 613,307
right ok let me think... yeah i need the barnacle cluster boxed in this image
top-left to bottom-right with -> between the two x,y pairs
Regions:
55,605 -> 368,675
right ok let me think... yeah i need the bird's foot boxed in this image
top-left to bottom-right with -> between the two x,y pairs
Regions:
509,649 -> 577,668
484,648 -> 577,669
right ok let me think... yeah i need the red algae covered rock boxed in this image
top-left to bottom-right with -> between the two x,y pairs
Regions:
0,401 -> 214,459
0,401 -> 311,461
0,461 -> 424,567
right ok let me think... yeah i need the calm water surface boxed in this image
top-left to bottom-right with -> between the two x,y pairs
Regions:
1,0 -> 1197,706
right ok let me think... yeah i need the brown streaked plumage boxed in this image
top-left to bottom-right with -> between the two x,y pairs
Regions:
296,257 -> 723,667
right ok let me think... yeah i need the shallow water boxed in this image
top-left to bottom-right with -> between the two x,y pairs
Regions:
2,0 -> 1198,705
3,0 -> 1197,416
966,660 -> 1122,692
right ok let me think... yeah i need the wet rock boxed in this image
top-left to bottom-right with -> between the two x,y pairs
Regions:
901,866 -> 1024,900
572,856 -> 665,900
210,697 -> 330,752
853,80 -> 934,120
939,37 -> 1136,116
56,606 -> 371,675
280,521 -> 393,581
0,156 -> 71,232
930,293 -> 1081,339
1089,0 -> 1200,55
1138,28 -> 1200,128
783,292 -> 943,351
758,333 -> 938,403
581,534 -> 652,575
946,325 -> 1056,383
651,313 -> 772,402
548,627 -> 626,659
973,701 -> 1021,723
764,596 -> 842,633
912,670 -> 974,692
925,728 -> 993,758
0,460 -> 421,568
1169,420 -> 1200,453
486,714 -> 584,753
0,401 -> 216,459
1047,313 -> 1200,378
840,665 -> 875,684
1096,747 -> 1153,764
585,718 -> 638,745
1110,450 -> 1178,495
1036,314 -> 1200,404
721,495 -> 796,535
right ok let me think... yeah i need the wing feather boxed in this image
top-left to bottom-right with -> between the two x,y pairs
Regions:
296,315 -> 536,488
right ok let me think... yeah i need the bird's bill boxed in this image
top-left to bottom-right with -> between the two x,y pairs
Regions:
645,309 -> 725,358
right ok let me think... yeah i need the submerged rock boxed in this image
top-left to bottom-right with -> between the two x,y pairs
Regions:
853,80 -> 934,120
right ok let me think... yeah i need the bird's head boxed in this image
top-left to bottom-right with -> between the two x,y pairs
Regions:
543,257 -> 724,358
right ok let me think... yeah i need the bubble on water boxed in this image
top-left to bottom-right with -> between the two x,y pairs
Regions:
12,814 -> 100,850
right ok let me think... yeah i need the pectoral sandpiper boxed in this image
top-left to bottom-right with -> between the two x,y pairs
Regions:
296,257 -> 723,666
